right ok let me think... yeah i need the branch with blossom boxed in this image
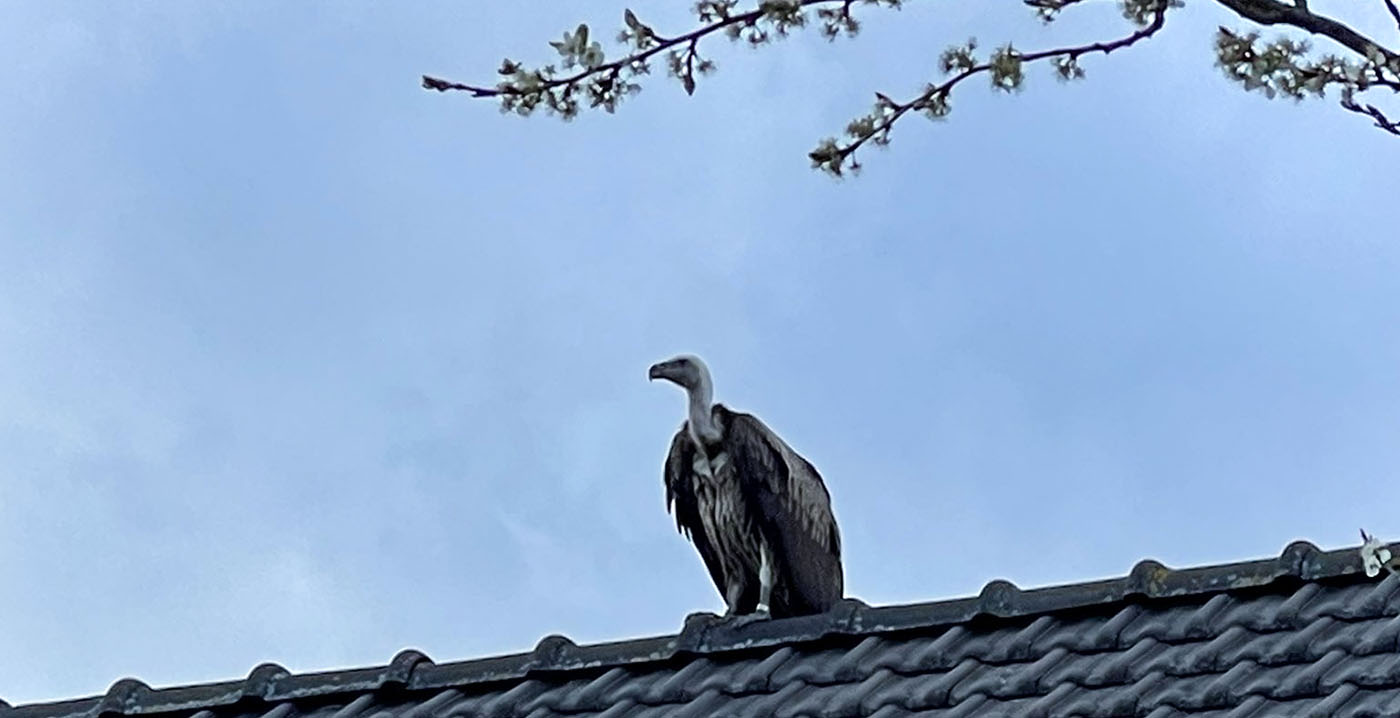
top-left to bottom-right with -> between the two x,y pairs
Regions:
422,0 -> 1399,175
420,1 -> 885,117
1211,0 -> 1400,138
807,1 -> 1172,174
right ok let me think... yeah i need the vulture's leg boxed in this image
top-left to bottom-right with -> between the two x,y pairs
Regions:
757,543 -> 774,614
725,545 -> 773,629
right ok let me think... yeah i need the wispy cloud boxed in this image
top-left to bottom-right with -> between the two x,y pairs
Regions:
2,0 -> 1397,706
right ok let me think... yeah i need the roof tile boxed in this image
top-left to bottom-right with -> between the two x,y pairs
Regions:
395,688 -> 460,718
1083,634 -> 1166,687
902,658 -> 978,710
1085,604 -> 1144,651
7,541 -> 1398,718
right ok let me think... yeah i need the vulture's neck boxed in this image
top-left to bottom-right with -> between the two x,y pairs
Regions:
687,378 -> 721,445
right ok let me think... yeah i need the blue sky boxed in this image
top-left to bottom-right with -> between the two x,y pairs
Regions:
2,0 -> 1397,706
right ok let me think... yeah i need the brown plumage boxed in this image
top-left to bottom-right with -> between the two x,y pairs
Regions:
651,355 -> 843,620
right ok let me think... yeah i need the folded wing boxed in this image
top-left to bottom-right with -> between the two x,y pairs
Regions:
720,409 -> 843,617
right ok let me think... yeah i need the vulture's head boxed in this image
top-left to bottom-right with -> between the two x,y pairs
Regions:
648,354 -> 711,393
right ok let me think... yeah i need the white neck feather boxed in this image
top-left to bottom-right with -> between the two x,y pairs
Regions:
686,363 -> 720,443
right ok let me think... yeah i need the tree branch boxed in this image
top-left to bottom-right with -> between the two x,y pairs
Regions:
1342,91 -> 1400,134
425,0 -> 1396,174
421,0 -> 847,98
1383,0 -> 1400,37
810,4 -> 1169,174
1212,0 -> 1397,61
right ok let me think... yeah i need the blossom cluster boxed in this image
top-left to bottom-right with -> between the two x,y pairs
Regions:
426,0 -> 1395,176
1215,28 -> 1400,101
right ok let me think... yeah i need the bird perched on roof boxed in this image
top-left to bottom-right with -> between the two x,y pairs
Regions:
649,354 -> 843,624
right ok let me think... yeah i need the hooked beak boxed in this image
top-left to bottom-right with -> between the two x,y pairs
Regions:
648,362 -> 666,381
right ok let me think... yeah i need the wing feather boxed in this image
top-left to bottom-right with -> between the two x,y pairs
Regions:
664,425 -> 729,600
720,409 -> 844,617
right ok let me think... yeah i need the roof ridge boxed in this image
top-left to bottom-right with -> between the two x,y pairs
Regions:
4,539 -> 1386,718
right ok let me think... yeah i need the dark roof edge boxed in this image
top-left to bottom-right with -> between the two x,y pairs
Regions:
5,539 -> 1388,718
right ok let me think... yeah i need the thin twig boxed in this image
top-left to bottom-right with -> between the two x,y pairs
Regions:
1341,94 -> 1400,134
421,0 -> 848,97
823,5 -> 1169,170
1384,0 -> 1400,37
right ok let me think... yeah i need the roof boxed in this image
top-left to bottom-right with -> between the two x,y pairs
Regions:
5,540 -> 1398,718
